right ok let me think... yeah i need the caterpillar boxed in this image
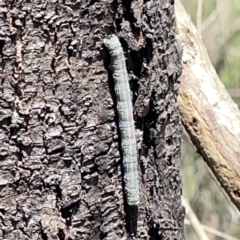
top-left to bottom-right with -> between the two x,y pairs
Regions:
103,34 -> 140,206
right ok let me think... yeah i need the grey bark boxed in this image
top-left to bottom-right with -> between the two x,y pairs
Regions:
0,0 -> 184,239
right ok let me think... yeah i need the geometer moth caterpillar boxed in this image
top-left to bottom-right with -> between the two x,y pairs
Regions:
103,34 -> 140,206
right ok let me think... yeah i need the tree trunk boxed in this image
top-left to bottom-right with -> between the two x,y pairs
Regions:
0,0 -> 184,239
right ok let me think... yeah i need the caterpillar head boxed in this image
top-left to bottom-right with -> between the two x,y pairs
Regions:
103,34 -> 121,53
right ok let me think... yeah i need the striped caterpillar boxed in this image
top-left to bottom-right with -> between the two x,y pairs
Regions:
103,34 -> 140,206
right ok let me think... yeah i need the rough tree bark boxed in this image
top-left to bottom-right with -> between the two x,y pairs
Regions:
176,0 -> 240,212
0,0 -> 184,239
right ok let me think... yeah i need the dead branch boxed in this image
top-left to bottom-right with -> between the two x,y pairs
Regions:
175,0 -> 240,212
